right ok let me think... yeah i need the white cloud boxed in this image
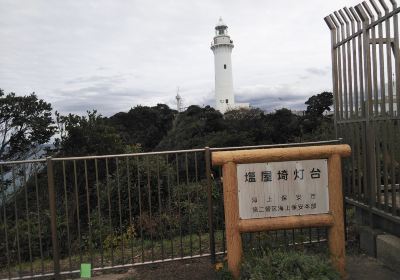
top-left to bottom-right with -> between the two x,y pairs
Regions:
0,0 -> 363,116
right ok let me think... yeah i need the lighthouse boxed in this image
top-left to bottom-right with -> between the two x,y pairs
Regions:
211,18 -> 248,113
211,17 -> 235,113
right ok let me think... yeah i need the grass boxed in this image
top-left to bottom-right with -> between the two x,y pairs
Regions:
0,231 -> 225,279
0,228 -> 335,279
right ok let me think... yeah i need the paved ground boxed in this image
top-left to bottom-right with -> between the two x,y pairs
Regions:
81,254 -> 399,280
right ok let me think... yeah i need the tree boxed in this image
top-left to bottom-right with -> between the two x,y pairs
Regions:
302,91 -> 334,135
305,91 -> 333,117
108,104 -> 176,151
55,110 -> 124,156
267,108 -> 300,144
156,105 -> 225,150
0,89 -> 55,161
223,108 -> 273,146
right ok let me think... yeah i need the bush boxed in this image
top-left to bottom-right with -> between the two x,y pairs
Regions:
217,249 -> 340,280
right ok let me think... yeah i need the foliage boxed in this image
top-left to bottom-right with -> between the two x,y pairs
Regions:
305,91 -> 333,117
267,108 -> 301,144
241,249 -> 340,280
157,105 -> 224,150
108,104 -> 176,151
302,92 -> 333,135
158,106 -> 275,150
216,249 -> 340,280
54,110 -> 125,156
0,89 -> 55,161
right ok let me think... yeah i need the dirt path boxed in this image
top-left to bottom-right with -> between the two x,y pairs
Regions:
83,254 -> 399,280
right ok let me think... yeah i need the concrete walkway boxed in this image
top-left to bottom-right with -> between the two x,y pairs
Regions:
346,254 -> 399,280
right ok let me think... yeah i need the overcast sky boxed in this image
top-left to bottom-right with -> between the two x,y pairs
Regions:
0,0 -> 363,116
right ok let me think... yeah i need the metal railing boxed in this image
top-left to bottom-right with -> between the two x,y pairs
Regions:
0,140 -> 341,279
325,0 -> 400,229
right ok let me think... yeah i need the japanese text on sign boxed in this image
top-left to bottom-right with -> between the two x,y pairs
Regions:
237,159 -> 329,219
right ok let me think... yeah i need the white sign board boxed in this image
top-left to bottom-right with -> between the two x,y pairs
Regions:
237,159 -> 329,219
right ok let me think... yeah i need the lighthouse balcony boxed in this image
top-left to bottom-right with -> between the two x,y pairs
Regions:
211,39 -> 234,49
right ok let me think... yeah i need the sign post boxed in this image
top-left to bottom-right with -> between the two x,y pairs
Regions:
212,145 -> 351,279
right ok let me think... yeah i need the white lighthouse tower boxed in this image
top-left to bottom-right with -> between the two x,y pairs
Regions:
211,18 -> 235,113
211,18 -> 248,113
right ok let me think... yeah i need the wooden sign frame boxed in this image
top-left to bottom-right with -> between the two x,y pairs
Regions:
212,144 -> 351,279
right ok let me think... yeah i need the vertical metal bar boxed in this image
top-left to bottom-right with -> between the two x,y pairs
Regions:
375,119 -> 383,208
380,0 -> 395,116
365,3 -> 384,212
390,0 -> 400,115
349,123 -> 356,197
34,164 -> 44,275
347,8 -> 360,118
336,12 -> 349,120
105,158 -> 114,265
372,1 -> 385,209
175,153 -> 183,258
166,154 -> 173,259
205,147 -> 215,263
194,152 -> 202,255
382,120 -> 390,211
363,2 -> 379,116
371,0 -> 386,114
356,4 -> 377,225
84,160 -> 93,264
12,166 -> 22,276
116,158 -> 124,264
335,13 -> 344,120
1,165 -> 11,278
356,123 -> 362,200
126,157 -> 134,262
94,159 -> 104,267
350,6 -> 366,118
146,156 -> 154,261
341,9 -> 354,118
220,164 -> 226,254
23,163 -> 33,275
73,160 -> 82,264
185,153 -> 193,257
330,16 -> 340,137
156,156 -> 164,260
390,0 -> 400,215
62,161 -> 72,271
391,119 -> 398,214
137,156 -> 144,262
46,157 -> 60,279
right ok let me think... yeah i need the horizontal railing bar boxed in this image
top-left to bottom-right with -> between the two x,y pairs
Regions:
51,148 -> 206,161
0,158 -> 46,166
337,116 -> 400,123
2,252 -> 227,280
345,197 -> 400,224
334,6 -> 400,48
2,272 -> 56,280
209,139 -> 342,152
337,118 -> 367,124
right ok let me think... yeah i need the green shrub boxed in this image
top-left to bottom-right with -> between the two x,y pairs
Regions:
217,249 -> 340,280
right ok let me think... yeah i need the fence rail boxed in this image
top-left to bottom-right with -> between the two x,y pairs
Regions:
0,140 -> 341,280
325,0 -> 400,231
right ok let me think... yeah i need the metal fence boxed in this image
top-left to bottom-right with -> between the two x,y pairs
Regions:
0,140 -> 341,280
325,0 -> 400,232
